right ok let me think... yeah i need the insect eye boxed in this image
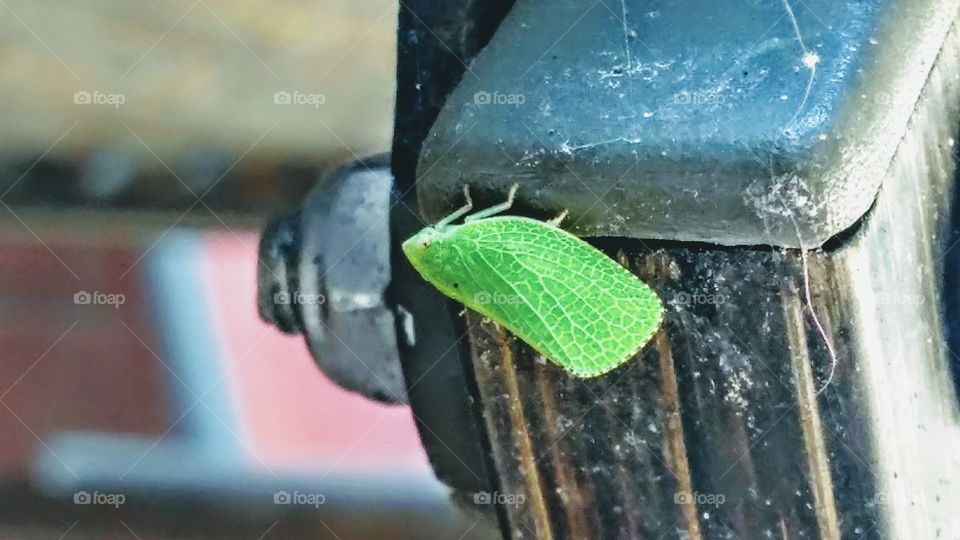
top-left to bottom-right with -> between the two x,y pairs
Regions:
418,238 -> 431,249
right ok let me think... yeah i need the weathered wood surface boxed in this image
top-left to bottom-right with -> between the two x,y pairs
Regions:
0,0 -> 395,161
463,19 -> 960,540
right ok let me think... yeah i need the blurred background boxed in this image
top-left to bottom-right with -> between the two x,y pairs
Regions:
0,1 -> 489,538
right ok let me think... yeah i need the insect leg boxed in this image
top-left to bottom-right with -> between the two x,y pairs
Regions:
465,183 -> 518,222
547,209 -> 569,227
436,185 -> 474,228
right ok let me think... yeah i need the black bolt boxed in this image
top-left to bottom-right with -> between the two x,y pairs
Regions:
257,210 -> 304,335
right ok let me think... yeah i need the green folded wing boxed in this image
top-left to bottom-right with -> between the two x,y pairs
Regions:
449,217 -> 663,377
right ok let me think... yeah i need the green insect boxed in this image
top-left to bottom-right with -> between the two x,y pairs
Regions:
402,185 -> 664,378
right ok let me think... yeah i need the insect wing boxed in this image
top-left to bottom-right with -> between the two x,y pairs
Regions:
451,217 -> 663,377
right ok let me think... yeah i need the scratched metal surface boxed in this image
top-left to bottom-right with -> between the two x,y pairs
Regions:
417,0 -> 959,247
